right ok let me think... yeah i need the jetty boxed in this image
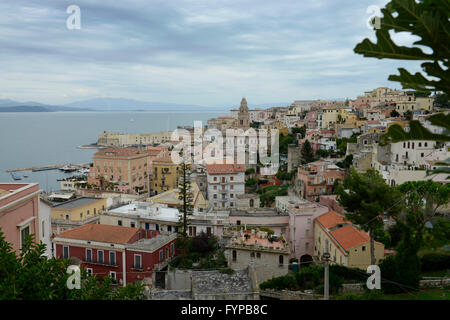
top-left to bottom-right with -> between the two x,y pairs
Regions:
6,163 -> 90,173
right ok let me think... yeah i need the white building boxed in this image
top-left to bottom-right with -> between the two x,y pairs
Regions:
39,197 -> 53,258
206,164 -> 246,209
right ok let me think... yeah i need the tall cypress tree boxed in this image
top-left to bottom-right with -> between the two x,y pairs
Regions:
177,149 -> 193,240
301,139 -> 315,164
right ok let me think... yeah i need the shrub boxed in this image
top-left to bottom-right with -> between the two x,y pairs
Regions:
421,254 -> 450,272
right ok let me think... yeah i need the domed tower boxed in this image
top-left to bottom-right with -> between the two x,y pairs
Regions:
237,97 -> 250,128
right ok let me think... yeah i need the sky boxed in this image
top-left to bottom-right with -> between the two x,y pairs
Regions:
0,0 -> 423,107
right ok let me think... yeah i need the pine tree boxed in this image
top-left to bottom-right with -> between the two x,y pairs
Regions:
301,139 -> 315,164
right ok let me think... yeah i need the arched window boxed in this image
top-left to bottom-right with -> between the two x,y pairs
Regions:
279,255 -> 284,266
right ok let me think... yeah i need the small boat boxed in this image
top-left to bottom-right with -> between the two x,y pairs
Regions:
23,174 -> 29,178
10,172 -> 22,180
60,165 -> 78,173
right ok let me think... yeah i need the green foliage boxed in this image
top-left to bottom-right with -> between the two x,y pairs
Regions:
390,109 -> 400,117
434,93 -> 449,108
177,150 -> 193,239
279,134 -> 295,155
420,253 -> 450,272
301,139 -> 315,164
275,169 -> 294,181
170,233 -> 226,270
260,184 -> 289,207
336,155 -> 353,169
427,113 -> 450,130
380,120 -> 450,145
292,126 -> 306,138
260,264 -> 366,295
335,133 -> 359,155
245,168 -> 255,175
245,178 -> 257,187
336,168 -> 401,264
0,230 -> 145,300
423,217 -> 450,249
354,0 -> 450,95
315,149 -> 330,159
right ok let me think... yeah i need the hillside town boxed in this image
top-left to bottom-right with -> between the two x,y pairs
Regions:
2,87 -> 449,300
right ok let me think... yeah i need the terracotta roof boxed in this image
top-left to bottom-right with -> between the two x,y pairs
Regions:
206,164 -> 246,175
95,147 -> 148,158
56,224 -> 139,244
315,211 -> 346,229
366,120 -> 381,124
330,224 -> 370,250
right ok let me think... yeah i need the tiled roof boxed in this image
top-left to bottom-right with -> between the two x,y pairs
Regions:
330,224 -> 370,250
56,224 -> 138,244
315,211 -> 347,229
206,164 -> 246,174
95,147 -> 148,158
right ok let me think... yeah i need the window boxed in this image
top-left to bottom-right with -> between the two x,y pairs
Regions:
214,177 -> 217,181
171,243 -> 175,255
159,250 -> 163,261
230,176 -> 234,181
362,246 -> 366,252
256,252 -> 261,259
86,268 -> 93,276
206,227 -> 211,236
63,246 -> 69,259
232,250 -> 237,262
87,210 -> 90,216
145,223 -> 150,230
41,221 -> 45,238
250,252 -> 255,258
98,250 -> 104,264
130,222 -> 136,228
118,220 -> 122,226
165,247 -> 169,259
94,208 -> 96,215
305,229 -> 310,237
134,254 -> 142,269
86,248 -> 92,262
110,271 -> 116,281
65,214 -> 70,220
20,226 -> 30,248
305,242 -> 310,250
279,255 -> 284,266
110,251 -> 116,265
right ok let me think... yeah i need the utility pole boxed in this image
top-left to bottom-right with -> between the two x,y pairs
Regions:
322,252 -> 331,300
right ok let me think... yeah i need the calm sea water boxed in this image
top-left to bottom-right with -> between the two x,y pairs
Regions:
0,111 -> 221,192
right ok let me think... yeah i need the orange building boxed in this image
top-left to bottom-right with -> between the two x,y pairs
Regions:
88,147 -> 149,194
297,161 -> 345,201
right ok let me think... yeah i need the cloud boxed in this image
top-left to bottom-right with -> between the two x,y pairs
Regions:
0,0 -> 422,106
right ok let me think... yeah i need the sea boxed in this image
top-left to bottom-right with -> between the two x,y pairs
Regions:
0,111 -> 222,192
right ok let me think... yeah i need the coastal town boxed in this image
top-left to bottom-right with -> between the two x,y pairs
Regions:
2,88 -> 449,300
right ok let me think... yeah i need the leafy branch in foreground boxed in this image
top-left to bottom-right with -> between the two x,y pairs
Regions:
354,0 -> 450,95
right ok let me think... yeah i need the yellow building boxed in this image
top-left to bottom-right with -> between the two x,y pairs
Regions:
314,211 -> 384,269
148,181 -> 209,212
51,197 -> 107,222
151,154 -> 180,195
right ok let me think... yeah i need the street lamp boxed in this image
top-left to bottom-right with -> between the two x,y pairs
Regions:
322,252 -> 331,300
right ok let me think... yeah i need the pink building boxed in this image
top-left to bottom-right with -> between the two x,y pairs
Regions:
0,183 -> 41,254
88,147 -> 149,194
276,195 -> 329,265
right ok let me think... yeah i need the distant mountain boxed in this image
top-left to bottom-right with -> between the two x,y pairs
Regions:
0,99 -> 91,112
64,97 -> 226,112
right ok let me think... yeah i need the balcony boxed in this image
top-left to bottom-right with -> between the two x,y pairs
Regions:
82,258 -> 119,267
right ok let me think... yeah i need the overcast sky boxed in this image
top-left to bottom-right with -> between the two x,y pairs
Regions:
0,0 -> 422,107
